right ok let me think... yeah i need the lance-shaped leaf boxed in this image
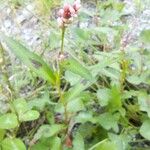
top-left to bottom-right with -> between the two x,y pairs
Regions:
0,34 -> 56,85
64,79 -> 94,103
61,56 -> 93,81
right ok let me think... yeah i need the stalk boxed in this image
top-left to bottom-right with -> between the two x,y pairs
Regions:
60,27 -> 66,54
120,49 -> 128,93
58,26 -> 68,123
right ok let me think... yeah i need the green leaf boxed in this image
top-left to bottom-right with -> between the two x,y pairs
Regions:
98,113 -> 120,132
73,133 -> 85,150
127,75 -> 143,85
50,137 -> 62,150
138,92 -> 150,118
28,92 -> 52,111
13,99 -> 28,115
108,86 -> 122,112
19,110 -> 40,122
109,133 -> 131,150
34,124 -> 65,141
90,56 -> 118,77
101,67 -> 120,80
0,129 -> 5,141
29,141 -> 49,150
0,113 -> 18,129
64,79 -> 93,103
1,138 -> 26,150
30,136 -> 61,150
0,34 -> 56,85
62,57 -> 93,81
140,29 -> 150,44
67,98 -> 84,113
75,112 -> 97,124
140,119 -> 150,140
65,71 -> 81,86
97,88 -> 110,106
13,99 -> 40,122
89,139 -> 117,150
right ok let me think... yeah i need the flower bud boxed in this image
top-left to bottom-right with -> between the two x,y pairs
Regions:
58,9 -> 64,17
73,0 -> 81,12
57,17 -> 64,28
57,0 -> 81,28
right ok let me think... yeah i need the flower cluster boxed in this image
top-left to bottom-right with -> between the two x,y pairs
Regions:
57,0 -> 81,28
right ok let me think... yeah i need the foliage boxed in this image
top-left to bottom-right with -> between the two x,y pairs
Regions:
0,0 -> 150,150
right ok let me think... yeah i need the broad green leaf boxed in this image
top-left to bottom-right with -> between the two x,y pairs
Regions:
89,139 -> 117,150
98,112 -> 120,132
73,133 -> 85,150
140,29 -> 150,44
30,136 -> 61,150
1,138 -> 26,150
67,98 -> 84,113
140,119 -> 150,140
75,112 -> 97,124
30,143 -> 49,150
0,34 -> 56,85
127,75 -> 144,85
138,92 -> 150,118
13,99 -> 28,115
19,110 -> 40,122
28,92 -> 53,111
101,67 -> 120,80
97,88 -> 110,106
62,57 -> 93,81
0,129 -> 5,141
34,124 -> 65,141
0,113 -> 18,129
109,133 -> 131,150
29,139 -> 50,150
50,137 -> 61,150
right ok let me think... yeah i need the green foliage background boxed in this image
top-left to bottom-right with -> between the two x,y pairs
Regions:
0,0 -> 150,150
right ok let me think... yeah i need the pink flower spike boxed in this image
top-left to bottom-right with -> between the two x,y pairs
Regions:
57,1 -> 81,28
63,4 -> 75,19
73,0 -> 81,12
58,9 -> 64,17
57,17 -> 64,28
69,5 -> 76,16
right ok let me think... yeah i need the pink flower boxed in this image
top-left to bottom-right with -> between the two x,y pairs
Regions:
73,0 -> 81,12
63,4 -> 75,19
57,17 -> 64,28
57,0 -> 81,28
58,9 -> 64,17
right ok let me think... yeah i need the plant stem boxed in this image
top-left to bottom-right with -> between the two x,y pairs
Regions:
60,27 -> 66,54
58,27 -> 68,123
120,50 -> 127,93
